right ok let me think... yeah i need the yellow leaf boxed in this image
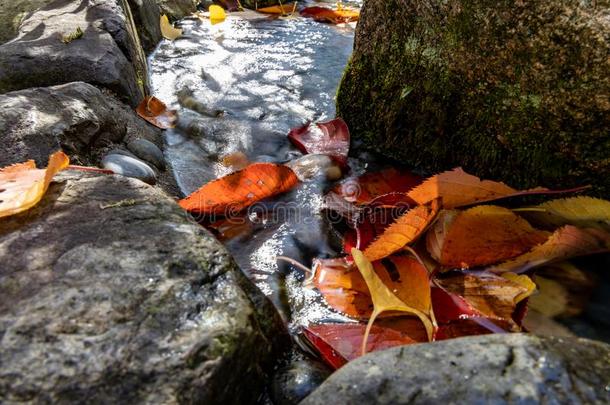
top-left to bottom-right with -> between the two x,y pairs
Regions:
501,273 -> 536,303
0,151 -> 69,218
516,196 -> 610,231
351,248 -> 434,355
209,5 -> 226,25
257,2 -> 297,15
160,14 -> 182,41
527,276 -> 568,317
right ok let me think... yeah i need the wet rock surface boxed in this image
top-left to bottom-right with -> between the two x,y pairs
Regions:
0,171 -> 287,404
156,0 -> 198,19
271,357 -> 332,405
338,0 -> 610,196
128,138 -> 166,170
0,82 -> 161,168
0,0 -> 147,106
302,334 -> 610,405
102,153 -> 157,184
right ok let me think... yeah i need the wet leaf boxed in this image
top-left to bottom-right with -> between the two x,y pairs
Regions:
501,273 -> 536,303
287,118 -> 350,166
302,319 -> 426,369
0,151 -> 69,218
209,5 -> 226,24
300,6 -> 360,24
363,198 -> 441,262
407,168 -> 587,209
352,249 -> 433,354
516,196 -> 610,231
136,96 -> 177,129
427,206 -> 548,269
488,225 -> 610,274
160,14 -> 182,40
179,163 -> 299,215
257,2 -> 297,15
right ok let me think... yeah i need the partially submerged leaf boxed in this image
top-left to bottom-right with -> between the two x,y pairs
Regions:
136,96 -> 177,129
209,5 -> 226,24
257,2 -> 297,15
488,225 -> 610,274
363,198 -> 441,262
179,163 -> 299,215
0,151 -> 69,218
160,14 -> 182,40
300,6 -> 360,24
427,206 -> 548,269
517,196 -> 610,231
351,249 -> 434,354
287,118 -> 350,165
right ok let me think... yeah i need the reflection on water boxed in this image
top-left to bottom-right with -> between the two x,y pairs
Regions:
149,8 -> 359,331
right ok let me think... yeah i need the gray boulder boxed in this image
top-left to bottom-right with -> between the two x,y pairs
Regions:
128,138 -> 166,169
0,171 -> 287,404
303,334 -> 610,405
0,82 -> 161,168
0,0 -> 148,106
0,0 -> 55,44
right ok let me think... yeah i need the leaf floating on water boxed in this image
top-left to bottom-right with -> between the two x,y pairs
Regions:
287,118 -> 350,166
516,196 -> 610,231
363,198 -> 441,262
300,6 -> 360,24
0,151 -> 69,218
257,2 -> 297,15
351,249 -> 434,355
209,5 -> 226,25
136,96 -> 177,129
179,163 -> 299,215
160,14 -> 182,40
488,225 -> 610,274
427,206 -> 548,269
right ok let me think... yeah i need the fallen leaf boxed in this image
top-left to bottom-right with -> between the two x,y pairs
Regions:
363,198 -> 441,262
0,151 -> 69,218
407,167 -> 587,209
287,118 -> 350,166
536,262 -> 595,317
209,5 -> 226,24
427,206 -> 548,269
501,272 -> 536,303
488,225 -> 610,274
136,96 -> 177,129
302,319 -> 426,369
527,276 -> 568,318
516,196 -> 610,231
160,14 -> 182,40
257,2 -> 297,14
352,249 -> 434,354
220,151 -> 249,171
179,163 -> 299,215
300,6 -> 360,24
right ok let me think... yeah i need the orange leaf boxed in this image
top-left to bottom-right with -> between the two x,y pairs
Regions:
363,198 -> 441,262
136,96 -> 177,129
0,151 -> 69,218
427,206 -> 549,268
300,6 -> 360,24
488,225 -> 610,274
179,163 -> 299,215
257,2 -> 297,14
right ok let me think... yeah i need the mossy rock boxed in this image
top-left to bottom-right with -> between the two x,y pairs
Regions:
337,0 -> 610,197
0,0 -> 55,44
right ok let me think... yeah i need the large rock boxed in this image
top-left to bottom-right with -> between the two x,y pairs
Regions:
0,0 -> 149,106
0,82 -> 160,167
127,0 -> 162,52
156,0 -> 198,18
0,171 -> 287,403
303,334 -> 610,404
338,0 -> 610,196
0,0 -> 55,44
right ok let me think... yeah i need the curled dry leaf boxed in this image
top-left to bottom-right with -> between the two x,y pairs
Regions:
516,196 -> 610,231
136,96 -> 177,129
179,163 -> 299,215
287,118 -> 350,166
160,14 -> 182,40
302,319 -> 427,369
488,225 -> 610,274
351,249 -> 434,354
0,151 -> 69,219
363,198 -> 441,262
426,206 -> 548,269
300,6 -> 360,24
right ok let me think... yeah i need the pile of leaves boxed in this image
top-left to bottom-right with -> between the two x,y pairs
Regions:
177,117 -> 610,370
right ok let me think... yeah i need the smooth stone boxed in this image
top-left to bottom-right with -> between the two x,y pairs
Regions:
271,358 -> 332,405
102,153 -> 157,185
127,138 -> 166,170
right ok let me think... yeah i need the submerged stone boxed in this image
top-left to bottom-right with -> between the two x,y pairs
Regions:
102,153 -> 158,184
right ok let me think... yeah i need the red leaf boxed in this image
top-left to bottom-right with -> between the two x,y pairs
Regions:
299,6 -> 360,24
287,118 -> 350,165
179,163 -> 299,215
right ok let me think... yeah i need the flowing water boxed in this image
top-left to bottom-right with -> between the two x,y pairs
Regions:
149,4 -> 364,332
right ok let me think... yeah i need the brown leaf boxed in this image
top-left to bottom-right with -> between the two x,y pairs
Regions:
136,96 -> 177,129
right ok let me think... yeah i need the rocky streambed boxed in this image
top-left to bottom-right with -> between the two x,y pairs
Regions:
0,0 -> 609,404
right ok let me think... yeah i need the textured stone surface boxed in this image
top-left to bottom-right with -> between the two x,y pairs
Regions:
128,0 -> 161,52
0,0 -> 148,106
0,82 -> 161,167
337,0 -> 610,197
303,334 -> 610,405
0,171 -> 287,404
156,0 -> 197,18
128,138 -> 166,169
0,0 -> 54,44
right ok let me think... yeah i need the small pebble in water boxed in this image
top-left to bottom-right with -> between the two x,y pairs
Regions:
102,154 -> 157,185
271,358 -> 332,405
127,138 -> 166,170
